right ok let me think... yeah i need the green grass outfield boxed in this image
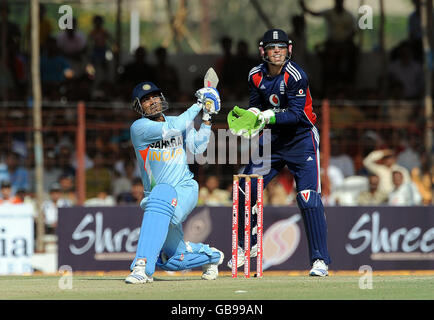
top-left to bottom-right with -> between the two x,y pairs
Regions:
0,271 -> 433,300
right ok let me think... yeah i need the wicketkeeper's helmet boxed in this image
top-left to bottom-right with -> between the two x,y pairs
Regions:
131,82 -> 169,118
259,28 -> 292,64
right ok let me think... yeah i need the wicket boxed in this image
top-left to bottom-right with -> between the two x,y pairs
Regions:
232,174 -> 264,278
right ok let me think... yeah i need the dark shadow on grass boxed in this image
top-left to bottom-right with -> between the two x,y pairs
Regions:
79,276 -> 205,282
80,278 -> 125,281
152,277 -> 203,282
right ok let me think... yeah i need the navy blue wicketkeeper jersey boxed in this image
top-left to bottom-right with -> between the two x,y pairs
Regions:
248,60 -> 318,151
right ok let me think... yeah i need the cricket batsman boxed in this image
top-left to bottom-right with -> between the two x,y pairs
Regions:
227,29 -> 331,276
125,81 -> 224,284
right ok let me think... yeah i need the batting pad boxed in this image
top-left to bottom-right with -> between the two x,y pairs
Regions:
130,183 -> 178,276
296,190 -> 331,265
156,242 -> 221,271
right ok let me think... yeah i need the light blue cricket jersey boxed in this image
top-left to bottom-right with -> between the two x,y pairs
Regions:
130,104 -> 210,207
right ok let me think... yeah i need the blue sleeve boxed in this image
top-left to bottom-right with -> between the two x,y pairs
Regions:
185,123 -> 211,154
248,80 -> 262,108
274,76 -> 309,125
131,103 -> 202,146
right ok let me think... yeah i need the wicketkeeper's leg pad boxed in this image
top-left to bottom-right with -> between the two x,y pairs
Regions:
130,183 -> 178,275
156,242 -> 222,271
296,190 -> 331,265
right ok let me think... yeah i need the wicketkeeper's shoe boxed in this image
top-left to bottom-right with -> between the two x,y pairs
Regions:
250,244 -> 258,258
201,248 -> 224,280
226,244 -> 257,269
309,259 -> 329,277
227,246 -> 244,269
125,258 -> 154,284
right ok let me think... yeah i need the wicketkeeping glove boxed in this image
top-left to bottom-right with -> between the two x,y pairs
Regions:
258,109 -> 276,125
227,106 -> 276,138
195,87 -> 221,121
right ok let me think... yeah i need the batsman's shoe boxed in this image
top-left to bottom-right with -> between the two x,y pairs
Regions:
125,259 -> 153,284
226,245 -> 257,269
309,259 -> 328,277
201,248 -> 224,280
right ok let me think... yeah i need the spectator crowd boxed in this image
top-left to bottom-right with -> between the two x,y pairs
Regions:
1,1 -> 431,103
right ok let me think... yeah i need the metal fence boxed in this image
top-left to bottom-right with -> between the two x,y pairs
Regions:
0,98 -> 431,199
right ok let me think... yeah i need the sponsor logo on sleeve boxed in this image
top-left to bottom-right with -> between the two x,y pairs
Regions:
296,89 -> 306,97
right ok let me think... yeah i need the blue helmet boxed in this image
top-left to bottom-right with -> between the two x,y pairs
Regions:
259,28 -> 292,64
131,82 -> 169,118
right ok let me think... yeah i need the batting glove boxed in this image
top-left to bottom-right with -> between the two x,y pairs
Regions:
195,87 -> 221,121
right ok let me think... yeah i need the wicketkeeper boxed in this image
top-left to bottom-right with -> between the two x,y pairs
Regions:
227,28 -> 331,276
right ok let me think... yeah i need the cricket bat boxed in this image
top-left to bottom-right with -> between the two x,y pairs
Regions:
202,67 -> 219,114
204,67 -> 219,88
